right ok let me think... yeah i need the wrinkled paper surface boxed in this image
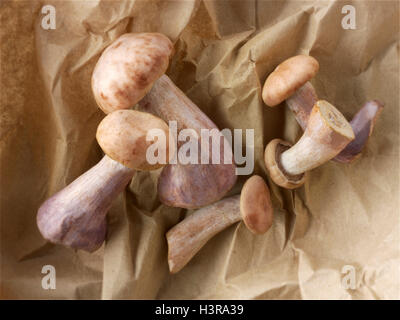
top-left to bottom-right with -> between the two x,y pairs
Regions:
1,0 -> 399,299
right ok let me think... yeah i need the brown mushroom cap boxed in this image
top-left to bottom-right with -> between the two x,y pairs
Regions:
96,110 -> 174,171
264,139 -> 307,189
92,33 -> 174,114
240,175 -> 274,234
262,55 -> 319,107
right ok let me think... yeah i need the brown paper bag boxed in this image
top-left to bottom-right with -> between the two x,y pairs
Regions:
1,0 -> 398,299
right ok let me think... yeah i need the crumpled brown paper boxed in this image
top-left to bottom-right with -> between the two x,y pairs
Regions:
1,0 -> 399,299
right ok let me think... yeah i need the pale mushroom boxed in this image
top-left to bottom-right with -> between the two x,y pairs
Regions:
92,33 -> 237,209
167,175 -> 273,273
262,55 -> 383,163
37,110 -> 173,252
264,100 -> 355,189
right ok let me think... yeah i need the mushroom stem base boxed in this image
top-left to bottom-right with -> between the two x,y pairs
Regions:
280,100 -> 355,175
37,155 -> 134,252
167,195 -> 241,273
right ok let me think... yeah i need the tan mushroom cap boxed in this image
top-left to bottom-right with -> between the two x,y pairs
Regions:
96,110 -> 174,171
240,175 -> 274,234
262,55 -> 319,107
264,139 -> 307,189
92,33 -> 174,114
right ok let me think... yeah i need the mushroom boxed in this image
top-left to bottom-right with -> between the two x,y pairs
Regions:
262,55 -> 383,163
262,55 -> 320,109
264,100 -> 355,189
166,175 -> 273,273
37,110 -> 173,252
91,33 -> 237,209
92,33 -> 173,114
285,84 -> 384,163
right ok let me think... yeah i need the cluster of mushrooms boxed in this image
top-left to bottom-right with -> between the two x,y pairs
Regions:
37,33 -> 383,273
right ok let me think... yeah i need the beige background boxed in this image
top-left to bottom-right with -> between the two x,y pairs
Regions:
0,0 -> 399,299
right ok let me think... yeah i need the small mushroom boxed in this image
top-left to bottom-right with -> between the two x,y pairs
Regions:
264,100 -> 355,189
92,33 -> 237,209
37,110 -> 172,252
166,175 -> 273,273
262,55 -> 319,108
262,55 -> 383,163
